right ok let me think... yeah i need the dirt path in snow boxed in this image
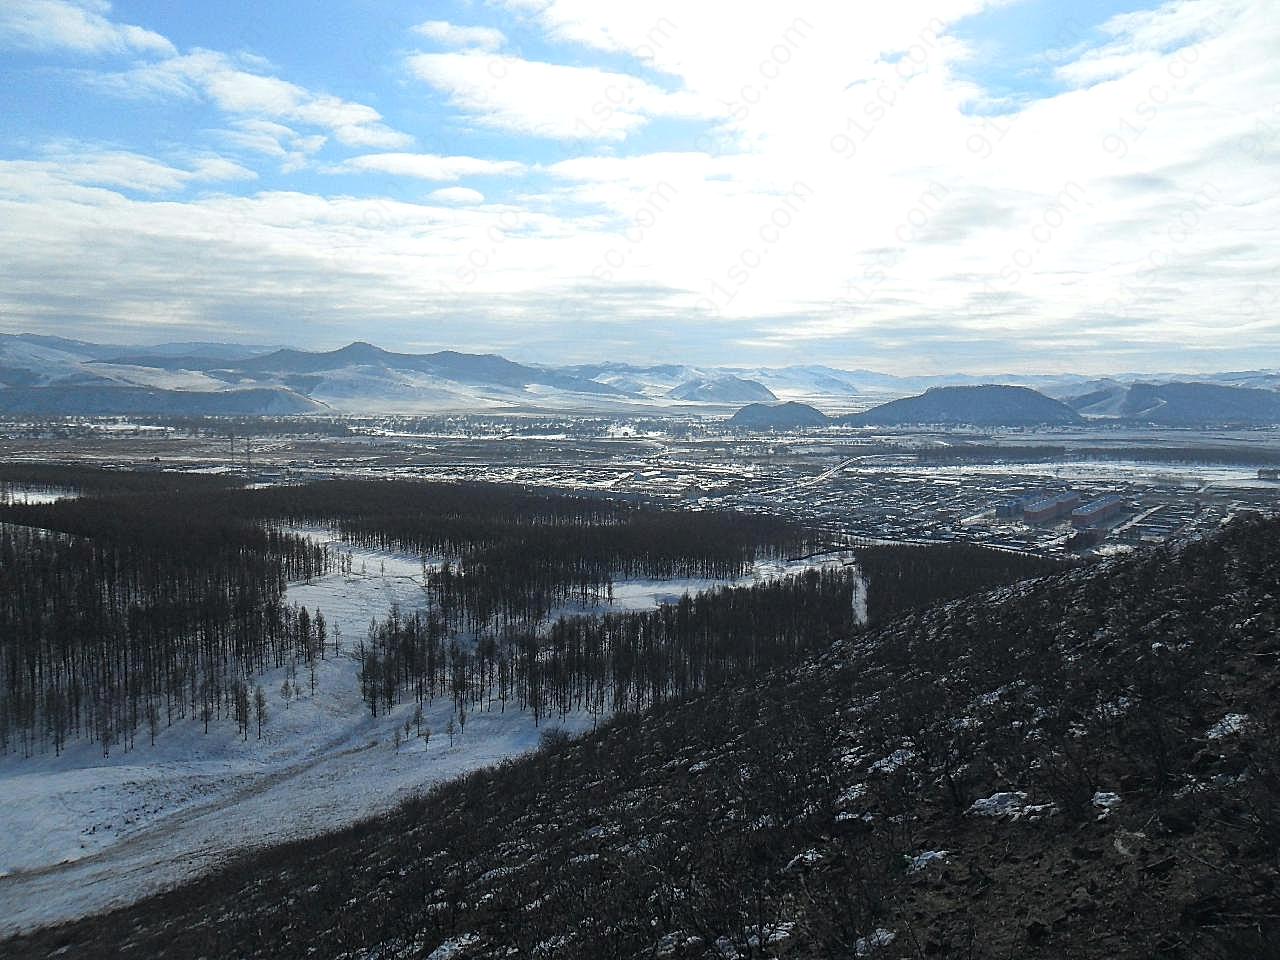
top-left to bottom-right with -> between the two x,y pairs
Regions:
0,737 -> 380,935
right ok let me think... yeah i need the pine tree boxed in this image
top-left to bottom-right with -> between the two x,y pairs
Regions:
234,682 -> 250,741
254,686 -> 267,739
314,611 -> 328,660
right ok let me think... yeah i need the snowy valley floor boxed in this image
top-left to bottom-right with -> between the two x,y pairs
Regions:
0,530 -> 851,933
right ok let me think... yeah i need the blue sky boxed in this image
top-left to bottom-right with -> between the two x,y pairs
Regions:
0,0 -> 1276,374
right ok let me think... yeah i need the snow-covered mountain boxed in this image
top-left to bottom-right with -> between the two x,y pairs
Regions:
667,376 -> 776,403
0,334 -> 1276,418
0,336 -> 627,415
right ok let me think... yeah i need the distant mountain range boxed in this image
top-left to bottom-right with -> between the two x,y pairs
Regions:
0,333 -> 1276,422
726,381 -> 1280,430
1065,380 -> 1280,425
724,387 -> 1083,430
0,335 -> 621,415
233,342 -> 622,396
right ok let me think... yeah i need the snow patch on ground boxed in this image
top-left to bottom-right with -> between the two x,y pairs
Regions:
968,791 -> 1026,816
868,748 -> 915,774
785,849 -> 824,871
906,849 -> 949,873
551,551 -> 860,618
1206,713 -> 1248,740
966,791 -> 1057,820
855,928 -> 897,956
425,932 -> 482,959
838,782 -> 869,804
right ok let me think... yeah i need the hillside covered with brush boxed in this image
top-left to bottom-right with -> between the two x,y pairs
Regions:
6,513 -> 1279,960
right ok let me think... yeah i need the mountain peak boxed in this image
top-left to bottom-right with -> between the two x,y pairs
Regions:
334,341 -> 388,358
668,376 -> 776,403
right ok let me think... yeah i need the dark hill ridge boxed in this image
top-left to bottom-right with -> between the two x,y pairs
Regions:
842,384 -> 1084,427
728,400 -> 829,429
7,513 -> 1278,959
1067,380 -> 1280,425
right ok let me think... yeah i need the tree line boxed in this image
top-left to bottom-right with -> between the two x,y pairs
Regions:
241,480 -> 819,630
0,462 -> 240,498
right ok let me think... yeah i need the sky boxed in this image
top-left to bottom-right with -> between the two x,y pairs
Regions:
0,0 -> 1277,375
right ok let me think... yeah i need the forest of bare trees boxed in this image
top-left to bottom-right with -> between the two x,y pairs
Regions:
0,474 -> 328,757
356,567 -> 862,725
0,470 -> 1063,759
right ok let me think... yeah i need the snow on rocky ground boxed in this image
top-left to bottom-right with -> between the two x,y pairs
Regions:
0,529 -> 851,933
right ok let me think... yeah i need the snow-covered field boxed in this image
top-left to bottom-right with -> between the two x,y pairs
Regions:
0,529 -> 854,933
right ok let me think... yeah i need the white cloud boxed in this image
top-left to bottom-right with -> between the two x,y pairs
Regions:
2,147 -> 255,195
188,157 -> 259,184
1055,0 -> 1238,87
94,50 -> 413,149
406,50 -> 714,140
429,187 -> 486,205
328,153 -> 525,181
0,0 -> 174,56
413,20 -> 507,51
3,3 -> 410,150
217,120 -> 327,173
